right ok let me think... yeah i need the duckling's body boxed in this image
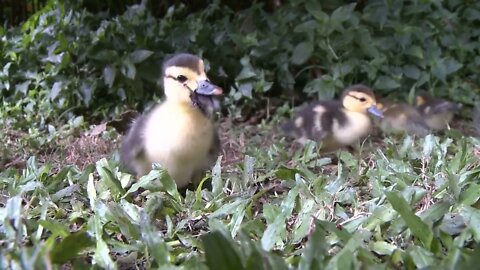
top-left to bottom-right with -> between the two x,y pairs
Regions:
120,53 -> 222,188
416,93 -> 461,130
282,84 -> 383,152
377,102 -> 430,137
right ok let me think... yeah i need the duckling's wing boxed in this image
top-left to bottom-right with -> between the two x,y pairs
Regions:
430,101 -> 462,114
419,99 -> 461,115
309,101 -> 342,140
191,128 -> 222,185
120,114 -> 147,174
281,101 -> 339,142
207,128 -> 222,165
405,119 -> 430,137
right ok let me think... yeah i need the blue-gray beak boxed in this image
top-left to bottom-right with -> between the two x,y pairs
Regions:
195,80 -> 223,96
368,105 -> 384,118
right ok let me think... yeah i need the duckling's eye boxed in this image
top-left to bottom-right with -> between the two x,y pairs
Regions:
359,97 -> 367,102
176,75 -> 188,83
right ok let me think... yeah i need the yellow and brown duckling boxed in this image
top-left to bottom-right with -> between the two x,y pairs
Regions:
416,92 -> 462,131
282,84 -> 384,152
376,100 -> 430,137
120,53 -> 222,189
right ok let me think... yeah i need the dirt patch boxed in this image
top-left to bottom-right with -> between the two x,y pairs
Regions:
2,114 -> 477,176
63,135 -> 117,171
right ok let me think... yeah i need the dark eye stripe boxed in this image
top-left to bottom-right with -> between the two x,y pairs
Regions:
165,74 -> 188,83
348,94 -> 367,102
177,75 -> 188,82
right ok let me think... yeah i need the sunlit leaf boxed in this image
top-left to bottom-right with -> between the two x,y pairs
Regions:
386,191 -> 433,248
130,49 -> 154,64
50,230 -> 95,264
48,82 -> 62,100
103,65 -> 116,88
459,206 -> 480,241
140,212 -> 171,266
298,220 -> 327,269
202,231 -> 244,270
38,220 -> 70,237
211,156 -> 223,196
370,241 -> 397,256
96,161 -> 125,198
122,59 -> 137,79
408,246 -> 435,268
261,186 -> 299,250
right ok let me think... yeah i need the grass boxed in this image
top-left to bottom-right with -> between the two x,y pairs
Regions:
1,111 -> 480,269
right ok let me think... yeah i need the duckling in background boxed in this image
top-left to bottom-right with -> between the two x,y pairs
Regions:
376,101 -> 430,137
416,92 -> 462,131
120,53 -> 223,189
282,84 -> 384,152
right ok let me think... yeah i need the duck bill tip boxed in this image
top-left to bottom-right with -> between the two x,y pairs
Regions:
368,105 -> 384,118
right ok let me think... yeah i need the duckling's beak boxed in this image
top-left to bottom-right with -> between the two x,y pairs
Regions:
368,105 -> 384,118
195,80 -> 223,96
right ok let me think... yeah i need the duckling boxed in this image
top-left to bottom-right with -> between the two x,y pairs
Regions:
376,101 -> 430,137
282,84 -> 383,152
120,53 -> 223,189
416,93 -> 462,131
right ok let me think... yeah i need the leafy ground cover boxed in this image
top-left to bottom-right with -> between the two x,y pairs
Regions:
1,112 -> 480,269
1,0 -> 480,269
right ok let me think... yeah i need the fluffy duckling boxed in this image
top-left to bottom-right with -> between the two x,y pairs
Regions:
120,53 -> 222,189
282,84 -> 383,152
416,93 -> 462,130
376,101 -> 430,137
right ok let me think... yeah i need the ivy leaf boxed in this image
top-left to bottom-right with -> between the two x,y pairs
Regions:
15,80 -> 30,94
403,65 -> 421,79
330,3 -> 356,26
291,41 -> 314,65
103,65 -> 116,88
50,82 -> 63,100
80,82 -> 93,105
444,58 -> 463,74
374,76 -> 400,90
406,45 -> 424,59
122,59 -> 136,79
130,49 -> 154,64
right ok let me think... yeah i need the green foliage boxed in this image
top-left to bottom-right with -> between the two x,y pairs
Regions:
1,132 -> 480,268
